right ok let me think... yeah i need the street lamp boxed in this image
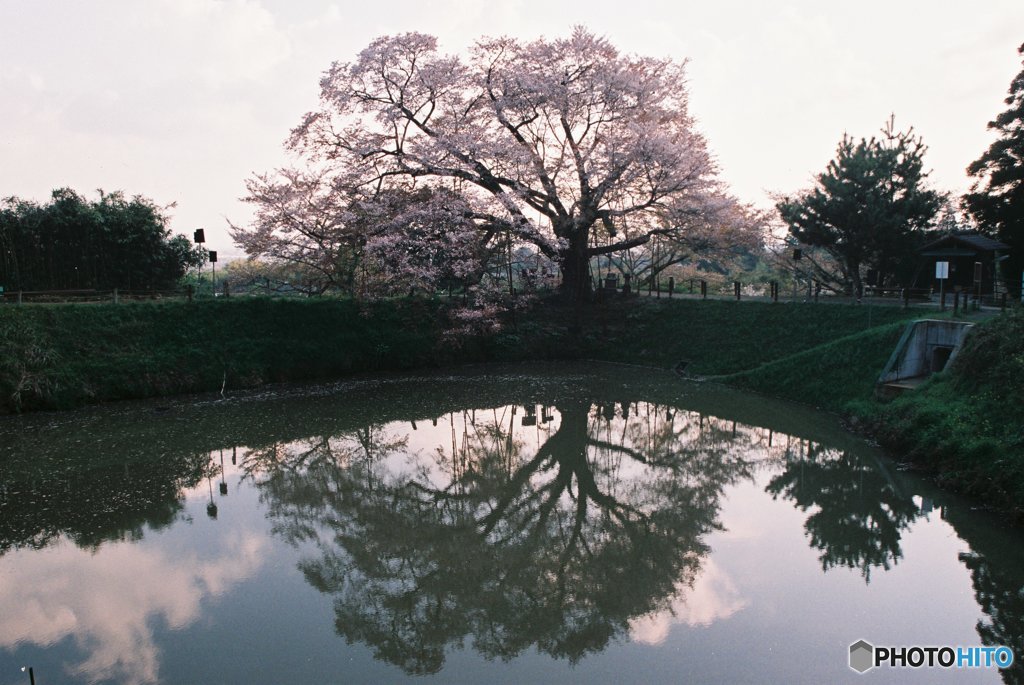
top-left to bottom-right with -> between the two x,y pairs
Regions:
193,229 -> 207,295
207,473 -> 218,519
209,250 -> 218,295
219,449 -> 228,495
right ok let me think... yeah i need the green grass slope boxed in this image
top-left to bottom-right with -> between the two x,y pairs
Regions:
719,322 -> 909,411
576,298 -> 916,375
0,298 -> 458,412
0,296 -> 920,413
857,309 -> 1024,516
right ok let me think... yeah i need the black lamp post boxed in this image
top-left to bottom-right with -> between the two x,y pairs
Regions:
206,473 -> 218,519
209,250 -> 218,295
194,229 -> 207,294
219,449 -> 228,495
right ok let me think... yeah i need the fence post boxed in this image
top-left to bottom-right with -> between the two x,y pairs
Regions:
17,290 -> 23,305
734,281 -> 741,301
700,280 -> 707,299
668,276 -> 674,298
113,288 -> 119,305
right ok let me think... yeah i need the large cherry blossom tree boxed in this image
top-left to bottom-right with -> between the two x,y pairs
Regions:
241,27 -> 743,302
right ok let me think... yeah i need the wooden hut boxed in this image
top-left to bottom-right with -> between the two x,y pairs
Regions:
916,233 -> 1009,295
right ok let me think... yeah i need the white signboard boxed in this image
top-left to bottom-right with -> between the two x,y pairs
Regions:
935,261 -> 949,280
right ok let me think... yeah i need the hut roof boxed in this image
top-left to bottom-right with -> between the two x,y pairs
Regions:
918,232 -> 1009,257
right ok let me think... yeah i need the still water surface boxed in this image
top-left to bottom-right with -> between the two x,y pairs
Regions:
1,363 -> 1022,684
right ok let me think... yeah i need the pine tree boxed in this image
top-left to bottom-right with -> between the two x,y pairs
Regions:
776,118 -> 942,297
965,43 -> 1024,297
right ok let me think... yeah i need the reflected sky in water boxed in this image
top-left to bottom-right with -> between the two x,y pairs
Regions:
0,363 -> 1021,684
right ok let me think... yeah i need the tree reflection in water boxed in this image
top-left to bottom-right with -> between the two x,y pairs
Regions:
247,401 -> 757,674
946,497 -> 1024,685
765,443 -> 920,582
2,380 -> 1023,682
959,552 -> 1024,684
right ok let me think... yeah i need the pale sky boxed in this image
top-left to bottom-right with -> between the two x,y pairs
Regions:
2,0 -> 1022,258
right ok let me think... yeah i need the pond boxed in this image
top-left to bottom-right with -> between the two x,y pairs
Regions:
0,362 -> 1021,684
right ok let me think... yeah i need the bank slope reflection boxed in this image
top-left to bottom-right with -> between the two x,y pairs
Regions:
0,448 -> 211,554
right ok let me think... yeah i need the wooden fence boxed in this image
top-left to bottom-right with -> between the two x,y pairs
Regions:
0,288 -> 190,304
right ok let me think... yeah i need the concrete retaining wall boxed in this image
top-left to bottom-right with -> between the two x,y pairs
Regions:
878,320 -> 974,384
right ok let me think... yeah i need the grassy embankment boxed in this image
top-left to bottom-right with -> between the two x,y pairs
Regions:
569,297 -> 919,409
582,299 -> 1024,516
0,298 -> 466,412
605,300 -> 1024,516
853,309 -> 1024,517
613,300 -> 1022,517
3,295 -> 1020,516
0,295 -> 917,413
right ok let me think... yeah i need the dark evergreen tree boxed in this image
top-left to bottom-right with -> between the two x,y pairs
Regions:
0,188 -> 205,291
965,43 -> 1024,298
776,118 -> 943,297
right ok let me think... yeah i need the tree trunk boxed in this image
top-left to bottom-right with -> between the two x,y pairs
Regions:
848,260 -> 863,300
558,232 -> 593,303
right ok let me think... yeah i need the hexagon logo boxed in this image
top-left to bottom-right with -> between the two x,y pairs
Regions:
850,639 -> 875,673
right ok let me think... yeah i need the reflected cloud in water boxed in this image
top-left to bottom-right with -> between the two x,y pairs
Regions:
0,529 -> 265,684
0,442 -> 261,682
629,558 -> 748,645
